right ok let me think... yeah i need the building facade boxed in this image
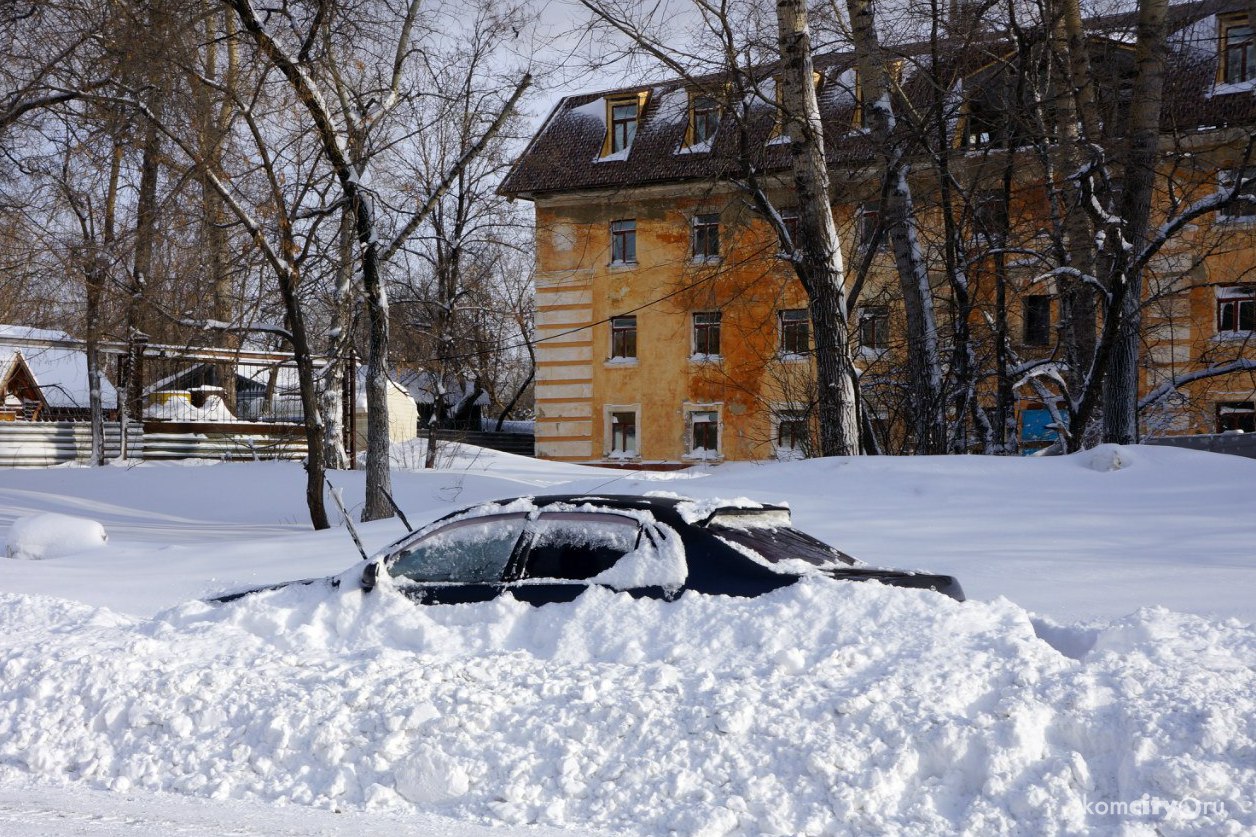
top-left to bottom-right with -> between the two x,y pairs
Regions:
503,0 -> 1256,463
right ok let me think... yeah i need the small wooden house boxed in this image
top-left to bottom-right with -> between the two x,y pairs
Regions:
0,350 -> 46,421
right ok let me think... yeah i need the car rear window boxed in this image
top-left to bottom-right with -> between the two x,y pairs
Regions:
709,525 -> 856,567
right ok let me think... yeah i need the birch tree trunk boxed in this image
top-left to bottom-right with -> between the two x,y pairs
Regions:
846,0 -> 944,453
775,0 -> 859,456
320,209 -> 354,470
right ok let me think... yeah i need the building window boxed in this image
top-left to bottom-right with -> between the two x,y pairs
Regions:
608,98 -> 640,154
610,219 -> 636,264
859,306 -> 890,350
1219,168 -> 1256,220
780,212 -> 800,249
1023,295 -> 1052,346
1218,401 -> 1255,432
693,311 -> 722,357
610,315 -> 638,358
1218,286 -> 1256,333
858,201 -> 882,252
688,409 -> 719,456
779,309 -> 809,355
974,189 -> 1009,240
689,94 -> 720,145
692,213 -> 720,261
1223,21 -> 1255,84
776,410 -> 809,451
609,410 -> 638,455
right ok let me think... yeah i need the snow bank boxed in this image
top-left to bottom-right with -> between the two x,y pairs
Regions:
1,580 -> 1252,834
5,514 -> 107,561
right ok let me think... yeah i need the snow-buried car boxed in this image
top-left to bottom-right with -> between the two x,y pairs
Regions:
215,494 -> 964,604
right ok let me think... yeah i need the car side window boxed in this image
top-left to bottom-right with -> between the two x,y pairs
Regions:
387,513 -> 526,584
521,512 -> 641,581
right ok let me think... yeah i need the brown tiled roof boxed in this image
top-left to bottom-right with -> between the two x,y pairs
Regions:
500,0 -> 1256,200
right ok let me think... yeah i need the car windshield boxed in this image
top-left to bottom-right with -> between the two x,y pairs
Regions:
709,524 -> 856,567
387,513 -> 526,584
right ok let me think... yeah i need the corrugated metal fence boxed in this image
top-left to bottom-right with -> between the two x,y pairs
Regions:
0,422 -> 143,467
0,421 -> 307,466
1143,432 -> 1256,460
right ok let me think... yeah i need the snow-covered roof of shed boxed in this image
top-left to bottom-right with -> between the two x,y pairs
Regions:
396,369 -> 490,406
0,327 -> 118,409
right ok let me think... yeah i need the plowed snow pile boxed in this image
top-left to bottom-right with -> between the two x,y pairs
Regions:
2,578 -> 1253,834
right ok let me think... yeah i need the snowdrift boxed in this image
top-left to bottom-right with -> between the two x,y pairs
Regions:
1,577 -> 1252,834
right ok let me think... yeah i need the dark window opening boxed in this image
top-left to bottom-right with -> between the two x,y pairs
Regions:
1023,295 -> 1052,346
1218,288 -> 1256,333
611,315 -> 638,358
692,213 -> 720,260
691,95 -> 720,144
690,410 -> 719,453
610,219 -> 637,264
859,306 -> 890,350
693,311 -> 721,356
776,411 -> 808,450
610,101 -> 639,153
779,309 -> 810,354
1224,24 -> 1256,84
1217,402 -> 1255,432
610,411 -> 637,454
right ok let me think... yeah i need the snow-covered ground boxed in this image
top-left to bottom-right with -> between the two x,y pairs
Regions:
1,443 -> 1254,834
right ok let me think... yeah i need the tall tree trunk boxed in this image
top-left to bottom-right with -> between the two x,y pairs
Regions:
276,266 -> 331,530
357,193 -> 394,520
320,209 -> 354,470
1053,0 -> 1100,445
1101,0 -> 1169,444
847,0 -> 944,453
87,141 -> 123,466
775,0 -> 859,456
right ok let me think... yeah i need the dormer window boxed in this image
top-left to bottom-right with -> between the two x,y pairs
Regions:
1223,19 -> 1255,84
688,94 -> 720,146
602,91 -> 649,158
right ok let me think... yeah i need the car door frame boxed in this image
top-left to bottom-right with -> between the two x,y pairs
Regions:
367,511 -> 532,603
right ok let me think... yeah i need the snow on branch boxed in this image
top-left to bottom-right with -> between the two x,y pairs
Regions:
179,318 -> 293,343
1139,359 -> 1256,410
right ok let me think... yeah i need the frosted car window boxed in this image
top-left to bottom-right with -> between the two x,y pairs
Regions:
387,514 -> 525,584
710,525 -> 856,567
522,513 -> 641,580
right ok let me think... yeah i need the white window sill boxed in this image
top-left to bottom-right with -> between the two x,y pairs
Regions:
857,347 -> 889,361
682,451 -> 723,462
608,261 -> 638,271
690,353 -> 722,364
605,357 -> 639,367
604,452 -> 641,461
690,256 -> 721,266
1213,330 -> 1255,342
777,351 -> 810,363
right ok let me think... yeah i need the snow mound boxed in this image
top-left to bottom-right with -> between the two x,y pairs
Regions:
1,582 -> 1253,834
5,514 -> 108,561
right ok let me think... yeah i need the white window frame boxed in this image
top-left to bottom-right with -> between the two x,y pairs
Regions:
604,405 -> 641,459
683,404 -> 722,460
772,404 -> 809,460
